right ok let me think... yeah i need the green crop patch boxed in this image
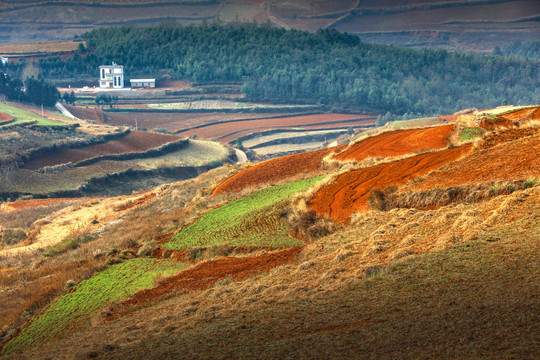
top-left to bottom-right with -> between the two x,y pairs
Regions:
165,176 -> 326,251
459,127 -> 486,142
1,258 -> 187,355
0,103 -> 69,127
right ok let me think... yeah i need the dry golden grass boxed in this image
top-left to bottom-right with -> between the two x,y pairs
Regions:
0,41 -> 80,54
13,184 -> 539,360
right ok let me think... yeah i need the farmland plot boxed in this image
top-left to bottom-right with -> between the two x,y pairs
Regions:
166,176 -> 326,251
1,258 -> 187,356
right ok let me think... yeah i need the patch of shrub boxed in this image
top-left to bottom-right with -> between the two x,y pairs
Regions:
0,228 -> 26,246
43,233 -> 97,258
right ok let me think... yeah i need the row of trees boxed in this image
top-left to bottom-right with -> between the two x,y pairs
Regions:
5,23 -> 540,116
0,73 -> 60,107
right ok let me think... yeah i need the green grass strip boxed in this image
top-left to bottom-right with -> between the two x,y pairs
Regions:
1,258 -> 187,355
0,103 -> 68,127
165,176 -> 327,250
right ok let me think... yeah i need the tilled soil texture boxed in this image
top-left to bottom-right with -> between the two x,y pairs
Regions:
212,145 -> 346,195
103,112 -> 291,132
0,111 -> 14,124
23,131 -> 180,169
114,246 -> 303,311
178,114 -> 375,141
333,125 -> 455,162
499,106 -> 540,124
309,145 -> 472,223
219,119 -> 377,143
64,105 -> 105,123
410,128 -> 540,191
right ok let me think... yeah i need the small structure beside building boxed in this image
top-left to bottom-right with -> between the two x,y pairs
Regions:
130,78 -> 156,88
99,63 -> 124,88
1,56 -> 8,66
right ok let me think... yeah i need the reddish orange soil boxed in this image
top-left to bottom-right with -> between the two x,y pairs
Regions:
178,114 -> 375,141
116,246 -> 303,309
411,129 -> 540,191
2,197 -> 93,211
500,106 -> 540,123
309,145 -> 472,223
23,131 -> 180,169
212,145 -> 346,195
0,111 -> 14,124
334,125 -> 455,162
64,105 -> 104,123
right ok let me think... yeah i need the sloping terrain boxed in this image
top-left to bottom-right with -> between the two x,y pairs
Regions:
23,131 -> 181,169
334,124 -> 454,162
1,109 -> 538,359
0,0 -> 537,52
212,145 -> 345,195
309,145 -> 473,223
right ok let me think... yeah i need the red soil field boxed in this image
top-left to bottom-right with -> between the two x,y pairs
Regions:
500,106 -> 540,123
218,118 -> 377,143
0,112 -> 14,124
2,197 -> 95,211
113,246 -> 303,312
410,128 -> 540,191
24,131 -> 180,169
64,104 -> 104,123
103,112 -> 288,131
309,145 -> 473,223
334,125 -> 455,162
180,114 -> 375,141
212,145 -> 346,196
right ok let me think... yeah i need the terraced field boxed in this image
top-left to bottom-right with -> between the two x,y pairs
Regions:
24,131 -> 181,169
309,145 -> 473,223
0,103 -> 69,127
166,176 -> 326,251
334,125 -> 455,162
410,128 -> 540,191
212,146 -> 345,196
179,114 -> 375,141
1,258 -> 187,356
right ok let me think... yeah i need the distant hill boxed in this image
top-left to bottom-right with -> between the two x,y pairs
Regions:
0,0 -> 538,52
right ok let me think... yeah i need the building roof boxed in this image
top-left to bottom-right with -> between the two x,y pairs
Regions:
130,79 -> 155,82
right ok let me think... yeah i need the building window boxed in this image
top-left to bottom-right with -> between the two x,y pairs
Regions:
101,69 -> 105,79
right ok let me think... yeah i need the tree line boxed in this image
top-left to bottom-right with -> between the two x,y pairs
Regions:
4,23 -> 539,116
0,72 -> 60,107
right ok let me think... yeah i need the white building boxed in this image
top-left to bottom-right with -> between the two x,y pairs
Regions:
130,78 -> 156,88
0,56 -> 8,66
99,63 -> 124,88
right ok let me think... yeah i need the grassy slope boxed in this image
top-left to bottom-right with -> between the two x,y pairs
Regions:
115,189 -> 540,359
165,176 -> 326,250
1,258 -> 187,356
0,103 -> 68,127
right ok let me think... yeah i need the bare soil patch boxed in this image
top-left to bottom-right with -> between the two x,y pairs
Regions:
1,197 -> 96,212
113,246 -> 303,311
309,145 -> 472,223
24,131 -> 180,169
0,112 -> 14,124
334,125 -> 454,162
212,145 -> 346,195
410,129 -> 540,191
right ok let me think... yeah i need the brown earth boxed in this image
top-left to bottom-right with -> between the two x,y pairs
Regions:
23,131 -> 180,169
178,114 -> 375,141
333,125 -> 455,162
64,104 -> 104,123
500,106 -> 540,123
103,111 -> 290,132
410,128 -> 540,191
212,145 -> 346,195
113,246 -> 303,311
219,118 -> 377,143
0,111 -> 14,124
309,144 -> 472,223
